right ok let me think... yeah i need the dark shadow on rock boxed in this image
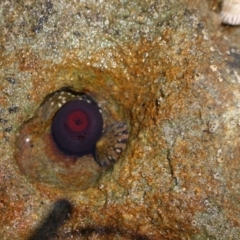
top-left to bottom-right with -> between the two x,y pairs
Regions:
65,226 -> 151,240
28,199 -> 73,240
28,198 -> 150,240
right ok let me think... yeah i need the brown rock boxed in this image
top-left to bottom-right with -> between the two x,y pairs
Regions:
1,0 -> 240,239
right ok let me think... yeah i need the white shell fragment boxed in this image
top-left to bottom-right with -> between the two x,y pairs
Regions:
221,0 -> 240,25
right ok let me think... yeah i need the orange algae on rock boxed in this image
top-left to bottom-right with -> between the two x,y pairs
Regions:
1,0 -> 240,239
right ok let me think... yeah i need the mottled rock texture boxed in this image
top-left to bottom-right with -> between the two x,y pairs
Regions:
1,0 -> 240,239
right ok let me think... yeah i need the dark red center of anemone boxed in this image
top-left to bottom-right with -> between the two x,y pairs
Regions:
51,97 -> 103,156
67,111 -> 88,132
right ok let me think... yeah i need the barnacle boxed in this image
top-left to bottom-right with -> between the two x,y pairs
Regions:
221,0 -> 240,25
15,88 -> 129,191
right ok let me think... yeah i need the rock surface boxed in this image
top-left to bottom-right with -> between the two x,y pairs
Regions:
1,0 -> 240,239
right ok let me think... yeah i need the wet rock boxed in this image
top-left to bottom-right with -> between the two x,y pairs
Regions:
1,0 -> 240,239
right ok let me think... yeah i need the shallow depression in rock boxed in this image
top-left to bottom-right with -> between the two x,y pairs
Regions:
15,88 -> 129,191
